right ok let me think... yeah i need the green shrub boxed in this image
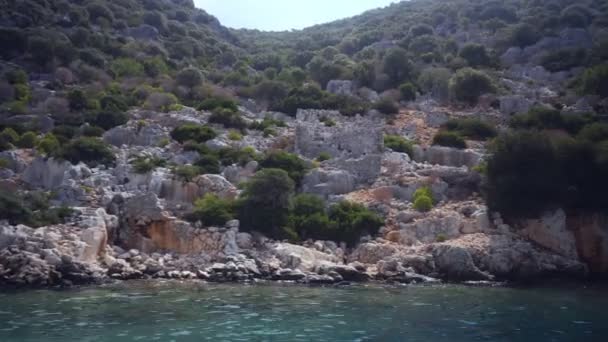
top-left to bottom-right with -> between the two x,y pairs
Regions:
173,165 -> 201,182
36,133 -> 60,155
506,23 -> 540,48
249,117 -> 286,131
510,108 -> 594,134
432,131 -> 467,149
317,152 -> 331,162
99,94 -> 129,112
110,58 -> 144,78
0,191 -> 73,227
17,131 -> 38,148
176,67 -> 204,88
399,82 -> 417,101
259,150 -> 309,185
228,131 -> 243,141
188,194 -> 235,227
413,195 -> 433,212
382,47 -> 415,86
131,156 -> 166,174
68,89 -> 90,111
449,68 -> 495,105
194,153 -> 221,174
580,64 -> 608,98
209,108 -> 247,130
237,169 -> 295,237
327,201 -> 384,246
0,128 -> 19,145
459,43 -> 491,67
374,97 -> 399,115
413,186 -> 435,205
217,146 -> 259,166
288,194 -> 331,241
198,97 -> 238,112
4,69 -> 27,85
485,131 -> 566,217
89,110 -> 128,130
443,118 -> 497,140
578,123 -> 608,143
81,126 -> 105,137
418,67 -> 451,102
170,124 -> 217,143
13,84 -> 31,102
263,127 -> 276,137
57,137 -> 115,167
541,48 -> 587,72
385,134 -> 413,153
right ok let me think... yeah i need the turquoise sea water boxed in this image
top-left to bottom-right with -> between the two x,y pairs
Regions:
0,281 -> 606,341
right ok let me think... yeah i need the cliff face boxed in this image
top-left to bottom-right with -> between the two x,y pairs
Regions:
570,214 -> 608,274
516,210 -> 608,275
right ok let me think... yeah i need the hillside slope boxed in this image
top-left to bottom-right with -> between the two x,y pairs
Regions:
1,0 -> 608,287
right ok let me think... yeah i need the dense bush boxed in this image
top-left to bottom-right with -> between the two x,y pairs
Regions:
173,165 -> 201,182
399,82 -> 417,101
432,131 -> 467,149
208,108 -> 247,130
176,67 -> 204,88
373,97 -> 399,115
485,131 -> 566,217
36,134 -> 60,155
57,137 -> 115,167
384,135 -> 413,155
327,201 -> 383,246
413,194 -> 433,212
130,155 -> 166,174
188,194 -> 235,227
443,118 -> 497,140
459,44 -> 491,67
199,97 -> 239,112
17,131 -> 38,148
418,67 -> 451,102
194,153 -> 221,174
259,150 -> 309,185
110,58 -> 144,78
382,48 -> 415,86
505,24 -> 540,48
579,64 -> 608,98
89,110 -> 128,130
540,48 -> 587,72
449,68 -> 495,105
510,107 -> 594,134
238,169 -> 295,237
170,124 -> 217,143
217,146 -> 258,167
0,191 -> 73,227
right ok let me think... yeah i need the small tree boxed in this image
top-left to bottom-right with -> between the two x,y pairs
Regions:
238,169 -> 295,237
382,47 -> 414,86
57,137 -> 115,167
171,124 -> 217,143
176,67 -> 204,88
433,131 -> 467,149
189,194 -> 235,227
399,82 -> 417,101
459,44 -> 491,67
260,151 -> 309,185
449,68 -> 495,105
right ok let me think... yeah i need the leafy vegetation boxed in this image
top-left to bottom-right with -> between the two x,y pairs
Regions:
384,135 -> 414,156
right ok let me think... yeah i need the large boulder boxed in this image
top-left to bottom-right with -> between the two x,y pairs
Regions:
326,80 -> 354,97
398,214 -> 464,244
22,157 -> 82,189
103,122 -> 169,147
302,168 -> 356,197
432,244 -> 493,281
567,214 -> 608,274
412,146 -> 482,168
517,209 -> 578,260
271,243 -> 341,272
